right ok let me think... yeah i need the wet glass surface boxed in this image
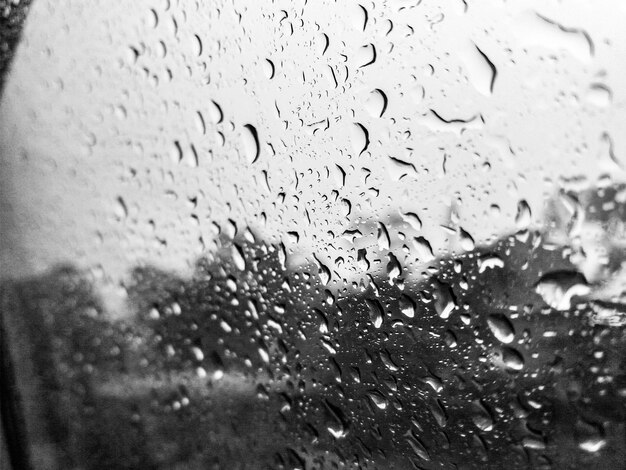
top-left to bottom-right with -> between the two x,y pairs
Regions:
1,1 -> 626,469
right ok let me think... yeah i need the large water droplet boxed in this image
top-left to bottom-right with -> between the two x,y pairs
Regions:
515,200 -> 532,230
413,236 -> 435,262
242,124 -> 260,163
377,222 -> 390,251
351,122 -> 370,156
459,227 -> 475,251
364,89 -> 388,118
231,244 -> 246,271
367,390 -> 388,409
365,298 -> 385,328
535,271 -> 590,310
399,294 -> 416,318
434,281 -> 456,319
502,347 -> 524,371
487,314 -> 515,344
208,100 -> 223,123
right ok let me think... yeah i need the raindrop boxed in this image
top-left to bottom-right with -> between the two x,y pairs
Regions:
364,89 -> 388,118
386,253 -> 402,284
434,280 -> 456,319
367,390 -> 388,409
459,227 -> 475,251
478,255 -> 504,273
535,271 -> 590,310
264,58 -> 275,79
586,83 -> 612,107
461,41 -> 497,95
231,244 -> 246,271
429,399 -> 447,428
349,3 -> 368,31
413,237 -> 435,262
487,314 -> 515,344
399,294 -> 416,318
356,43 -> 376,67
357,248 -> 370,271
365,298 -> 385,328
314,255 -> 331,286
406,433 -> 431,461
502,347 -> 524,371
579,437 -> 607,453
515,200 -> 531,230
242,124 -> 260,163
195,111 -> 206,135
401,212 -> 422,231
472,401 -> 494,432
350,122 -> 370,156
208,100 -> 223,124
114,196 -> 128,220
377,222 -> 391,251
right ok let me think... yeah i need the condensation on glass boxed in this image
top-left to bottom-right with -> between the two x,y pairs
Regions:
1,1 -> 625,469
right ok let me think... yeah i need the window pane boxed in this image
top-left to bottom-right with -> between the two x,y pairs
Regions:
1,1 -> 625,469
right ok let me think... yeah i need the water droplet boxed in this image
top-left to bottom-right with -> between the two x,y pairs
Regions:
208,100 -> 223,124
459,227 -> 475,251
586,83 -> 612,107
386,253 -> 401,284
192,34 -> 203,56
242,124 -> 260,163
535,271 -> 590,310
478,255 -> 504,273
399,294 -> 416,318
578,437 -> 607,453
365,298 -> 385,328
364,89 -> 388,118
406,433 -> 431,461
434,281 -> 457,319
195,111 -> 206,135
502,347 -> 524,371
367,390 -> 388,410
487,314 -> 515,344
314,255 -> 331,286
350,122 -> 370,156
356,43 -> 376,67
413,236 -> 435,262
461,41 -> 497,95
401,212 -> 422,231
515,200 -> 532,230
377,222 -> 390,251
357,248 -> 370,271
231,244 -> 246,271
263,58 -> 275,79
514,11 -> 594,63
472,400 -> 494,432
